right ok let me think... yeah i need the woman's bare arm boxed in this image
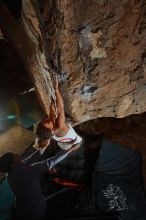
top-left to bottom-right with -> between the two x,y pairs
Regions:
54,81 -> 68,134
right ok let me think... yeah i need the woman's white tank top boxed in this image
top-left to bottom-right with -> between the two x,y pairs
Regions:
52,124 -> 82,149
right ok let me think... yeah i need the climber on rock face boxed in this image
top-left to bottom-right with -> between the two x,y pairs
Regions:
34,77 -> 82,153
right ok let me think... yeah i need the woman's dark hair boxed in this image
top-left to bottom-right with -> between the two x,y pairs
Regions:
35,122 -> 52,141
0,152 -> 15,173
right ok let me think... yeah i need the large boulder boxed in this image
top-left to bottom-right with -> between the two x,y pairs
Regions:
42,0 -> 146,124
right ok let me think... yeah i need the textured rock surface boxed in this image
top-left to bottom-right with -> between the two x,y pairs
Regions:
0,124 -> 34,155
0,0 -> 146,124
0,0 -> 57,116
41,0 -> 146,124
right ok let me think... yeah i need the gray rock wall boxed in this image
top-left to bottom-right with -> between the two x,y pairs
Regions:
42,0 -> 146,124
